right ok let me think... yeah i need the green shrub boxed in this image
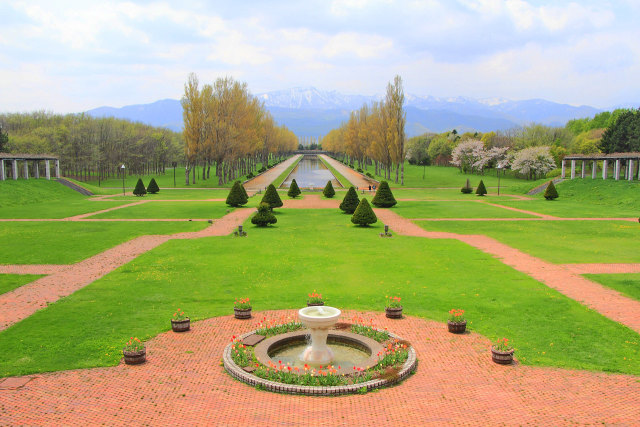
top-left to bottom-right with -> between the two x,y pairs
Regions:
146,178 -> 159,194
339,186 -> 360,214
544,180 -> 559,200
546,168 -> 561,179
356,168 -> 363,173
258,166 -> 266,173
133,178 -> 147,196
476,180 -> 487,196
288,179 -> 301,198
351,198 -> 377,226
366,172 -> 374,178
461,178 -> 472,194
246,171 -> 255,179
371,181 -> 397,207
260,184 -> 283,210
251,202 -> 277,227
323,181 -> 335,198
226,181 -> 249,207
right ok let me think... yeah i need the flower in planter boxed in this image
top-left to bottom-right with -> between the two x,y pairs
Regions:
307,290 -> 323,305
234,298 -> 252,310
172,308 -> 187,321
493,337 -> 513,352
124,337 -> 144,352
448,309 -> 466,324
385,295 -> 402,308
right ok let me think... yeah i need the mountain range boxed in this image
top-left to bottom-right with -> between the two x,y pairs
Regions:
86,87 -> 602,137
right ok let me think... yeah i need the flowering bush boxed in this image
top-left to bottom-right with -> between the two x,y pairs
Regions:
230,336 -> 251,367
493,337 -> 513,352
234,298 -> 251,310
254,315 -> 303,337
307,290 -> 323,305
376,340 -> 409,369
448,309 -> 466,324
385,295 -> 402,308
253,360 -> 373,387
350,315 -> 390,342
172,308 -> 187,321
123,337 -> 144,352
510,146 -> 555,180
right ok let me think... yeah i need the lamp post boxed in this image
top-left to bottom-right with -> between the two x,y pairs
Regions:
497,165 -> 502,196
121,164 -> 126,197
172,161 -> 177,187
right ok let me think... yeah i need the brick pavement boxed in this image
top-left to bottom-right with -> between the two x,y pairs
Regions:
0,311 -> 638,426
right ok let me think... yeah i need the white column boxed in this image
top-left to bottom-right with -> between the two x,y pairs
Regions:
628,160 -> 634,181
45,160 -> 51,180
23,160 -> 29,179
602,160 -> 608,179
55,160 -> 60,178
561,160 -> 566,178
571,160 -> 576,179
592,161 -> 597,179
581,160 -> 586,178
615,159 -> 620,180
12,160 -> 17,180
0,160 -> 5,180
34,161 -> 40,179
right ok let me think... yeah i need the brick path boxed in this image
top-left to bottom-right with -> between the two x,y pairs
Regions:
0,310 -> 637,426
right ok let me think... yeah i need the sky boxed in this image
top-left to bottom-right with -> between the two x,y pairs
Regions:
2,0 -> 639,113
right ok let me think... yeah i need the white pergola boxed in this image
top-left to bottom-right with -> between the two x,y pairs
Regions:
0,153 -> 60,181
561,153 -> 640,181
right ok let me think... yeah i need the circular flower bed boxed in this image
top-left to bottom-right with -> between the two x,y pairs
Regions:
223,315 -> 417,396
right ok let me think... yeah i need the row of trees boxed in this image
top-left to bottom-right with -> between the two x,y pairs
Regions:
321,75 -> 407,184
181,73 -> 297,185
0,112 -> 182,181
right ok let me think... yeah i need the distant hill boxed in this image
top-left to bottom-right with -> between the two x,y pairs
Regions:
86,87 -> 602,137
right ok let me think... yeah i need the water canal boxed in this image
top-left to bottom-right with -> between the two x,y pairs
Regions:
280,155 -> 342,189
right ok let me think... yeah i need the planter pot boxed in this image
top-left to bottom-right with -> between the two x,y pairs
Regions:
123,348 -> 146,365
234,307 -> 252,319
307,302 -> 325,307
171,318 -> 190,332
447,320 -> 467,334
491,347 -> 514,365
385,306 -> 403,319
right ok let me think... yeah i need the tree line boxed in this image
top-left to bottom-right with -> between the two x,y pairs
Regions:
181,73 -> 297,185
0,111 -> 182,181
321,75 -> 407,184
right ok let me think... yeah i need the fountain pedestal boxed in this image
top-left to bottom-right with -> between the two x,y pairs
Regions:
298,306 -> 341,366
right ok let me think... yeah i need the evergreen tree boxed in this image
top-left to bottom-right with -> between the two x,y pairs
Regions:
323,180 -> 335,198
544,180 -> 559,200
288,179 -> 301,198
351,198 -> 377,226
0,126 -> 8,152
461,178 -> 472,194
133,178 -> 147,196
340,186 -> 360,214
371,181 -> 397,207
260,184 -> 283,210
146,178 -> 160,194
599,108 -> 640,153
475,180 -> 487,196
226,181 -> 249,207
251,202 -> 277,227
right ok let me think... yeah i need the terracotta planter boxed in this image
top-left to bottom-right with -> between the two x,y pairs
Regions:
234,307 -> 252,319
491,347 -> 514,365
447,320 -> 467,334
123,348 -> 146,365
307,302 -> 325,307
171,318 -> 190,332
385,306 -> 403,319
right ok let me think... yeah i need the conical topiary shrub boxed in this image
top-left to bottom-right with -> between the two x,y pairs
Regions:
476,180 -> 487,196
133,178 -> 147,196
260,184 -> 283,210
340,186 -> 360,214
226,181 -> 249,207
371,181 -> 397,207
288,179 -> 301,198
241,181 -> 249,200
146,178 -> 160,194
544,180 -> 559,200
461,178 -> 472,194
351,198 -> 377,227
251,202 -> 277,227
323,181 -> 336,198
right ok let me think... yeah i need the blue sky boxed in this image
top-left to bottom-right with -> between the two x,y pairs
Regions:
2,0 -> 639,112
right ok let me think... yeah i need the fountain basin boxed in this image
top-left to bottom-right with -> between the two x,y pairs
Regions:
298,306 -> 341,328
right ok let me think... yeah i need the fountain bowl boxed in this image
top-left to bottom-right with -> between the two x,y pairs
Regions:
298,306 -> 341,329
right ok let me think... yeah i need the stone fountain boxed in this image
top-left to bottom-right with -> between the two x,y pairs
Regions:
298,305 -> 341,365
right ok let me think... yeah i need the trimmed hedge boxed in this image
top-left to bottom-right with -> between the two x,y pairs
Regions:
371,181 -> 397,207
288,179 -> 301,198
544,180 -> 559,200
146,178 -> 160,194
351,198 -> 377,226
133,178 -> 147,196
323,181 -> 336,198
261,184 -> 283,210
226,181 -> 249,207
340,186 -> 360,214
476,180 -> 487,196
251,202 -> 277,227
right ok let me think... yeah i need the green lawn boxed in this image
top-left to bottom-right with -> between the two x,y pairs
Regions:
392,188 -> 530,201
0,180 -> 85,207
417,220 -> 640,264
0,210 -> 637,378
271,155 -> 303,188
585,274 -> 640,302
393,201 -> 537,219
0,200 -> 131,219
0,274 -> 44,295
490,199 -> 638,218
94,189 -> 236,200
0,222 -> 208,264
89,202 -> 232,219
